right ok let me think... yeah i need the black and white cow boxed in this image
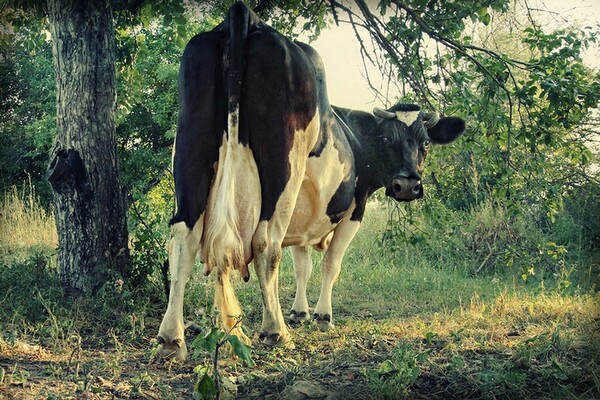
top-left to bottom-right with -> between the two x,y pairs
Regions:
157,2 -> 465,360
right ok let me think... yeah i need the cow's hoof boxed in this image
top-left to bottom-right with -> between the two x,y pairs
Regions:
259,332 -> 294,348
313,313 -> 334,331
289,310 -> 310,325
156,335 -> 187,362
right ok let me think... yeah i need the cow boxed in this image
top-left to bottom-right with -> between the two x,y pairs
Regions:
157,2 -> 465,361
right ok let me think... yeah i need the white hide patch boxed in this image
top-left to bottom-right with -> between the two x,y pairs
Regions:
395,110 -> 420,126
203,113 -> 261,274
285,115 -> 350,248
263,111 -> 322,246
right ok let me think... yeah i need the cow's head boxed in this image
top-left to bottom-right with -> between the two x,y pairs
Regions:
372,104 -> 465,201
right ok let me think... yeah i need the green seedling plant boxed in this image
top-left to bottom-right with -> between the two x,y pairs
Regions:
191,312 -> 254,400
368,342 -> 427,398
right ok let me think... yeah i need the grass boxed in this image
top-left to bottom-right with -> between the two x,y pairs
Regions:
0,186 -> 599,398
0,182 -> 57,262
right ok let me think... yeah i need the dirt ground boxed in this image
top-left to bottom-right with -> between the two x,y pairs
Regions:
0,339 -> 195,399
0,328 -> 384,400
2,297 -> 599,400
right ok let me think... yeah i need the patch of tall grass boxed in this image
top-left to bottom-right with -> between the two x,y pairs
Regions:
0,182 -> 57,259
0,182 -> 164,349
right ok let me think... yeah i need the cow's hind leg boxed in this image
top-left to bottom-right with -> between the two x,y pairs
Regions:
313,219 -> 361,330
251,111 -> 321,345
252,133 -> 319,345
289,246 -> 312,324
157,221 -> 202,361
244,30 -> 320,345
252,221 -> 289,345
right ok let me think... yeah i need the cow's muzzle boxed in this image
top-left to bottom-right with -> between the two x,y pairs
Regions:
386,176 -> 423,201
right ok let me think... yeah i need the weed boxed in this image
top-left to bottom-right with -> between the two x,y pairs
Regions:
366,342 -> 425,398
129,192 -> 169,289
191,312 -> 254,400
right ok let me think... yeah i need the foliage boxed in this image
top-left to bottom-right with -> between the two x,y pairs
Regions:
328,1 -> 600,223
127,170 -> 173,289
0,250 -> 61,327
379,196 -> 599,292
114,9 -> 211,200
197,0 -> 330,40
556,179 -> 600,251
191,312 -> 254,399
431,23 -> 600,212
0,36 -> 55,204
368,342 -> 425,398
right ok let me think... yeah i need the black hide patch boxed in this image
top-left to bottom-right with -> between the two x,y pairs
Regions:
326,178 -> 355,224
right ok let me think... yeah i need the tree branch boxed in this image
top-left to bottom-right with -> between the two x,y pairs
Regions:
112,0 -> 148,13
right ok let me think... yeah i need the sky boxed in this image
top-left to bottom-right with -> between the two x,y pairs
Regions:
299,0 -> 600,110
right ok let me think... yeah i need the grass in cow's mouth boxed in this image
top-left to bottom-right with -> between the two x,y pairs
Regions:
1,186 -> 599,398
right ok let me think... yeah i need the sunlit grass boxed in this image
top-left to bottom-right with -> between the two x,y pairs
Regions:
0,183 -> 57,258
1,188 -> 598,398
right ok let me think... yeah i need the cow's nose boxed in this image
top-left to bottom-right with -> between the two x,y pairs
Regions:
388,176 -> 422,201
410,180 -> 422,195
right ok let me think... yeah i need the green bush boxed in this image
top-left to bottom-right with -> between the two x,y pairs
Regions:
378,197 -> 592,292
128,176 -> 173,289
554,180 -> 600,252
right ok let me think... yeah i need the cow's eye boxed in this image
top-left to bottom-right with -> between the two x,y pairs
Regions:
422,140 -> 430,149
380,136 -> 390,144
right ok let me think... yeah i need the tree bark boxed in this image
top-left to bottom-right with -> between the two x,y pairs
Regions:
47,0 -> 130,294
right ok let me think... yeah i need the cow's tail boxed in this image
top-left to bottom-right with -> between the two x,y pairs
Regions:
203,3 -> 258,282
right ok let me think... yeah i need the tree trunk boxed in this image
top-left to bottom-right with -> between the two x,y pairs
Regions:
47,0 -> 129,294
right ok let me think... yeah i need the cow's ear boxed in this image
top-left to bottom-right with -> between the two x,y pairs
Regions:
427,117 -> 465,145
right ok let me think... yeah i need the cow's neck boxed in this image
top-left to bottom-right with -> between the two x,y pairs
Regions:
331,106 -> 385,198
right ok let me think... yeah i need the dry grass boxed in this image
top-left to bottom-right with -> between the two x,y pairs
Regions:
0,184 -> 57,256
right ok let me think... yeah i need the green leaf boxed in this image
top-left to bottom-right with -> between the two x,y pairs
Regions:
481,12 -> 491,26
424,331 -> 437,344
377,359 -> 397,376
227,334 -> 255,367
193,367 -> 217,400
192,327 -> 223,354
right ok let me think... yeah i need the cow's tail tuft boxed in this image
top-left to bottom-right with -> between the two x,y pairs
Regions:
203,3 -> 257,280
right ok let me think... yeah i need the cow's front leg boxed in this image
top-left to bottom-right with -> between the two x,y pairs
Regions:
157,220 -> 202,361
313,219 -> 361,330
289,246 -> 313,324
253,222 -> 290,346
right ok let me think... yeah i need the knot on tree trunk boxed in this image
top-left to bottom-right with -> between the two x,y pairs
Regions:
47,148 -> 88,194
